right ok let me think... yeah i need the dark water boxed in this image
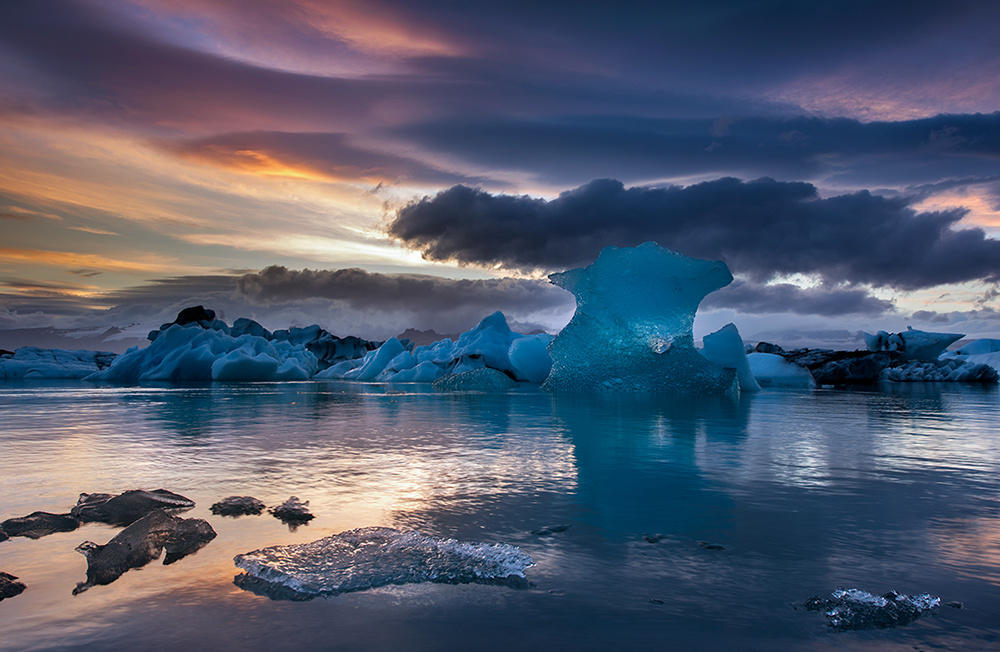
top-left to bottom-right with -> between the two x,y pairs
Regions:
1,381 -> 999,651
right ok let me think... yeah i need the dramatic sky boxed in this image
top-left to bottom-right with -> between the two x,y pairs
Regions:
2,0 -> 999,347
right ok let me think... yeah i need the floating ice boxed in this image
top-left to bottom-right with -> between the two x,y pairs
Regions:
942,338 -> 1000,374
234,526 -> 534,598
318,312 -> 552,384
804,588 -> 940,630
747,353 -> 816,388
433,368 -> 516,392
0,347 -> 115,380
701,323 -> 760,392
864,328 -> 963,361
881,358 -> 998,383
543,242 -> 737,394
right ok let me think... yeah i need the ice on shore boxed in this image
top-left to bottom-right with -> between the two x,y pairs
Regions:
543,242 -> 737,394
0,347 -> 115,380
701,323 -> 760,392
747,352 -> 816,388
864,328 -> 963,361
233,526 -> 533,598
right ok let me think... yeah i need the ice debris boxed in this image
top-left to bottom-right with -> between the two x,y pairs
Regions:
543,242 -> 737,395
211,496 -> 266,517
701,323 -> 760,392
233,526 -> 534,598
942,338 -> 1000,374
73,510 -> 216,594
863,328 -> 963,361
804,588 -> 940,630
0,347 -> 116,380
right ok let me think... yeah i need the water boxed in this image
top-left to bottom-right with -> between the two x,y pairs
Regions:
1,381 -> 999,650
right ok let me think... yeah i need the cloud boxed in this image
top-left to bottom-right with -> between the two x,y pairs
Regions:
388,177 -> 1000,289
169,131 -> 486,185
704,281 -> 894,316
391,112 -> 1000,186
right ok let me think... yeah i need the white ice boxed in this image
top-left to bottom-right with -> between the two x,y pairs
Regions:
700,323 -> 760,392
864,327 -> 963,361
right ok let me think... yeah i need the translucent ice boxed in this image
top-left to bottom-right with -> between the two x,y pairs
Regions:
0,347 -> 115,380
804,588 -> 940,630
233,526 -> 533,598
701,323 -> 760,392
863,328 -> 963,361
746,353 -> 816,388
542,242 -> 737,394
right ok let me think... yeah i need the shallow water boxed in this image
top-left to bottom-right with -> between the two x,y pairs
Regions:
1,381 -> 999,650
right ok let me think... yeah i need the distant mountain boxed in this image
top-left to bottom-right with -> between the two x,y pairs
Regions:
0,327 -> 147,353
394,328 -> 457,346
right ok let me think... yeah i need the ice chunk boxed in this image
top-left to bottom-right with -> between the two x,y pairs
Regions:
747,353 -> 816,388
343,337 -> 405,381
701,323 -> 760,392
211,349 -> 280,381
508,333 -> 554,383
948,338 -> 1000,356
0,347 -> 116,380
433,368 -> 516,392
881,358 -> 998,383
233,526 -> 533,598
864,328 -> 963,361
804,588 -> 940,630
543,242 -> 737,394
387,360 -> 446,382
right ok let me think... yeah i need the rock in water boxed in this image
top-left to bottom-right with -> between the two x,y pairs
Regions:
269,497 -> 314,524
233,526 -> 534,599
804,588 -> 940,630
1,572 -> 26,601
543,242 -> 737,395
701,323 -> 761,392
1,511 -> 79,539
211,496 -> 266,517
71,489 -> 195,526
73,510 -> 216,594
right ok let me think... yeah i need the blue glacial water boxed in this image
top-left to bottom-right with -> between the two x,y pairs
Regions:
1,380 -> 999,650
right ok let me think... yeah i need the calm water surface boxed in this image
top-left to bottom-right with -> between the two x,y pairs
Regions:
1,381 -> 999,650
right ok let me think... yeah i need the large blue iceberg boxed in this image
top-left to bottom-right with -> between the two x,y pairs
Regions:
543,242 -> 739,395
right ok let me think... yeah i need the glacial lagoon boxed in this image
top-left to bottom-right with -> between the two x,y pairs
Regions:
1,380 -> 999,650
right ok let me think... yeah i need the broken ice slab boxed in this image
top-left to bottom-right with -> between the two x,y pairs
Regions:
233,526 -> 534,599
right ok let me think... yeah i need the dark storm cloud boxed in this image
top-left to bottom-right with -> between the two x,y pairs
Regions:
391,113 -> 1000,186
704,282 -> 894,316
236,266 -> 569,315
389,178 -> 1000,290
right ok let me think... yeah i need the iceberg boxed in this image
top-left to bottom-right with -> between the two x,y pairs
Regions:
318,312 -> 552,385
701,323 -> 760,392
881,358 -> 998,383
233,526 -> 533,599
542,242 -> 737,395
863,328 -> 963,361
0,347 -> 116,380
942,338 -> 1000,374
746,353 -> 816,388
433,368 -> 516,392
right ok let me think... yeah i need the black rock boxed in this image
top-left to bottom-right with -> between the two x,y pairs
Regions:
71,489 -> 195,526
211,496 -> 266,517
532,524 -> 571,536
698,541 -> 725,551
0,528 -> 7,542
0,571 -> 26,601
73,509 -> 216,594
1,511 -> 79,539
643,533 -> 666,543
269,497 -> 314,525
174,305 -> 216,325
754,342 -> 785,354
804,588 -> 940,630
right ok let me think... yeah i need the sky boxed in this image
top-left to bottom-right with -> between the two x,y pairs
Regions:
1,0 -> 999,349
